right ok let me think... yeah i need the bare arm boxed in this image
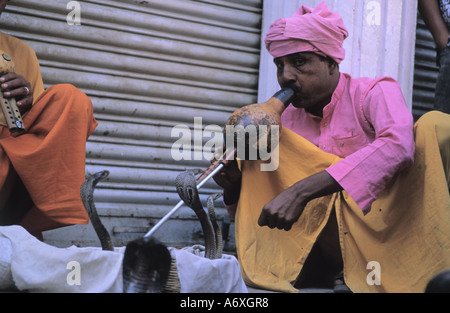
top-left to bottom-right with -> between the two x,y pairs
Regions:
213,158 -> 343,228
258,170 -> 343,231
418,0 -> 450,52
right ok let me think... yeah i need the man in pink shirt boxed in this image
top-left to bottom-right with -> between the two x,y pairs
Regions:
214,2 -> 450,292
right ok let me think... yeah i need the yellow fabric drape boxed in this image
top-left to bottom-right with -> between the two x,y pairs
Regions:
235,111 -> 450,293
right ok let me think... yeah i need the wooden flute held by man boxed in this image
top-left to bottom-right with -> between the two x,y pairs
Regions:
0,51 -> 26,133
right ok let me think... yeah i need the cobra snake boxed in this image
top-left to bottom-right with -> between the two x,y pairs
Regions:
80,170 -> 114,251
206,192 -> 223,259
81,170 -> 224,293
175,170 -> 223,260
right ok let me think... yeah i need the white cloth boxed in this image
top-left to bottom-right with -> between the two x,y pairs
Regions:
0,225 -> 124,292
170,245 -> 248,293
0,232 -> 14,290
0,226 -> 248,293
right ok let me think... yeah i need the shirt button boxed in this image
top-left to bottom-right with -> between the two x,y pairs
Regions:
340,142 -> 345,147
323,123 -> 328,127
322,145 -> 326,149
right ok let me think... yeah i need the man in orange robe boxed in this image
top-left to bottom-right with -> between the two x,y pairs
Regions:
0,1 -> 98,238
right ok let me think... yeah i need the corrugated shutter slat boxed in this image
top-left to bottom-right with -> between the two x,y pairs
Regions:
412,15 -> 440,119
1,0 -> 262,249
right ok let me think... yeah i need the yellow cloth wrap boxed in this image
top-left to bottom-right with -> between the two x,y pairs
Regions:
235,111 -> 450,293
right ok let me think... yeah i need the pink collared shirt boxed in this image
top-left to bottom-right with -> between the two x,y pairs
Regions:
281,73 -> 415,213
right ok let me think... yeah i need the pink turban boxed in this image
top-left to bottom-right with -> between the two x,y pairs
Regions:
264,1 -> 349,64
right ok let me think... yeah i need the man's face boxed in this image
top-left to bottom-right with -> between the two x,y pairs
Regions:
274,52 -> 338,114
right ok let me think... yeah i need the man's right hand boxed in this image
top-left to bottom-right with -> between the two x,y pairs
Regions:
211,155 -> 242,205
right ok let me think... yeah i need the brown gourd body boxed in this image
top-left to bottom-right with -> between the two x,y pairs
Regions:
225,88 -> 295,158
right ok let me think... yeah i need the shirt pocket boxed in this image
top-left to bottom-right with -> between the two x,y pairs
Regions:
332,132 -> 368,158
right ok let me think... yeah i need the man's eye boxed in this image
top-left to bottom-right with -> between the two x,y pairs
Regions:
294,59 -> 305,67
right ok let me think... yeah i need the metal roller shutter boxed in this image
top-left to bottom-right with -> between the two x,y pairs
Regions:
1,0 -> 262,249
412,14 -> 440,120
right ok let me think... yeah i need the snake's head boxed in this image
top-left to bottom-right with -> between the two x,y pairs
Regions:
175,171 -> 201,208
92,170 -> 110,185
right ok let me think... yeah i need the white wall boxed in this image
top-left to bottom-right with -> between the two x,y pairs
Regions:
258,0 -> 418,110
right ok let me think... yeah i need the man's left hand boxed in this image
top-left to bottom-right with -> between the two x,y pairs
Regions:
258,170 -> 343,231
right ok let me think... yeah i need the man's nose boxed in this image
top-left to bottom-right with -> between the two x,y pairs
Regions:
278,64 -> 297,87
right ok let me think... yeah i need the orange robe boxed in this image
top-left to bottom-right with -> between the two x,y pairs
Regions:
0,32 -> 98,233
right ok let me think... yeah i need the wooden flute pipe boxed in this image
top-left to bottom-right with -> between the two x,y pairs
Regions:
0,51 -> 26,134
